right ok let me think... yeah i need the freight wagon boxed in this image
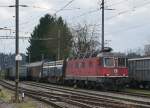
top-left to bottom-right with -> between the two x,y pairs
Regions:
41,60 -> 64,83
26,61 -> 43,81
5,66 -> 27,80
128,57 -> 150,88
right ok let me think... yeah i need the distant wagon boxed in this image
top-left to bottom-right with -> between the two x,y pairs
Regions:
128,57 -> 150,88
26,61 -> 43,81
5,65 -> 27,81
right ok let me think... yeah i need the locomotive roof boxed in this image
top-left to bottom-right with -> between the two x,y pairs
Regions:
97,52 -> 126,57
128,57 -> 150,61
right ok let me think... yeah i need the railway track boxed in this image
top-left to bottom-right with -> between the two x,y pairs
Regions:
17,81 -> 150,107
0,80 -> 121,108
0,80 -> 126,108
1,80 -> 150,108
110,90 -> 150,98
0,80 -> 65,108
22,81 -> 150,103
24,81 -> 150,99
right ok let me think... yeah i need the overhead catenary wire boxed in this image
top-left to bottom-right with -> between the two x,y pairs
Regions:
20,0 -> 76,30
1,0 -> 150,28
71,8 -> 100,19
55,0 -> 76,14
106,21 -> 150,35
105,0 -> 150,21
1,0 -> 150,54
105,0 -> 127,7
1,0 -> 77,33
0,36 -> 55,40
9,0 -> 150,40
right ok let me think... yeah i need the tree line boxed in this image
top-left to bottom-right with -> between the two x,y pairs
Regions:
27,14 -> 100,62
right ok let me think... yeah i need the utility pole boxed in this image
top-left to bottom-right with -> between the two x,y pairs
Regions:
57,30 -> 60,60
101,0 -> 105,51
15,0 -> 19,102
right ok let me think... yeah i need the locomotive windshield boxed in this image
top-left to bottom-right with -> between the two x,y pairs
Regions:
103,57 -> 126,67
118,58 -> 126,67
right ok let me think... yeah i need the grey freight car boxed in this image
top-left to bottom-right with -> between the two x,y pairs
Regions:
26,61 -> 43,81
41,60 -> 64,83
128,57 -> 150,88
6,66 -> 27,80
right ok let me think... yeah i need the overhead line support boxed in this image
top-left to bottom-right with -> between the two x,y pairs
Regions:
15,0 -> 19,103
101,0 -> 105,51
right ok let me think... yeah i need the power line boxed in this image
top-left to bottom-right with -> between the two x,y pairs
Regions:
2,0 -> 150,41
106,22 -> 150,35
55,0 -> 76,14
7,0 -> 77,32
105,0 -> 150,21
106,0 -> 126,8
1,0 -> 77,33
0,36 -> 55,40
71,8 -> 100,19
0,4 -> 51,9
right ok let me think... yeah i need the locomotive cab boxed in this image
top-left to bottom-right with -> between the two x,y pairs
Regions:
98,52 -> 128,77
96,52 -> 128,90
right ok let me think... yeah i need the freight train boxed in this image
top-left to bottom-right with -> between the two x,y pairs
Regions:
4,52 -> 128,90
33,52 -> 128,90
4,54 -> 150,89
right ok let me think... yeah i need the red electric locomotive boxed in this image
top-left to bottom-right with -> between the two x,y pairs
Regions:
65,52 -> 128,90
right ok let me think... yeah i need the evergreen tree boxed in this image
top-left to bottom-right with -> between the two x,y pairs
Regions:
27,14 -> 72,62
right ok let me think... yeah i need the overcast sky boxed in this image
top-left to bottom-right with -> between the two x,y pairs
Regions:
0,0 -> 150,54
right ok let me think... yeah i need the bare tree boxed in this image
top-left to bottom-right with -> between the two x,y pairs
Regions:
126,48 -> 143,58
144,44 -> 150,56
71,24 -> 100,58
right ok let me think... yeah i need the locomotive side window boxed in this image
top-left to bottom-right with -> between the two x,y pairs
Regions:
118,58 -> 126,67
104,58 -> 114,67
